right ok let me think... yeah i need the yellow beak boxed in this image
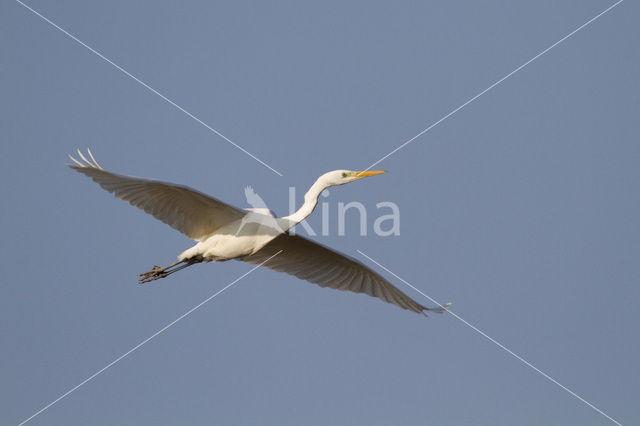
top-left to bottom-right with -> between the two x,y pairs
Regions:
354,170 -> 386,178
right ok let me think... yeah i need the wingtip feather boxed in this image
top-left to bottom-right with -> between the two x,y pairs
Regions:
68,154 -> 85,167
428,301 -> 452,314
67,148 -> 103,169
86,148 -> 103,169
77,149 -> 91,165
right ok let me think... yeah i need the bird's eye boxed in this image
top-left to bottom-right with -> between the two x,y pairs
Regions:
342,172 -> 348,178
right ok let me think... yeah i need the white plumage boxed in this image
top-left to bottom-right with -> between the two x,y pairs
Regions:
69,149 -> 450,315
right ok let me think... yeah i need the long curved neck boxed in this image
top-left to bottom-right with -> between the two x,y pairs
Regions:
282,178 -> 328,228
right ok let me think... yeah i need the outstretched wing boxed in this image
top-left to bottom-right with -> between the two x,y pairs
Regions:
68,149 -> 245,241
241,233 -> 450,315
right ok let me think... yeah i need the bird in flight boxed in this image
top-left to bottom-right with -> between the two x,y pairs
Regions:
68,149 -> 450,316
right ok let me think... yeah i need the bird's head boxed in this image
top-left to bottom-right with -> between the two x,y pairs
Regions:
320,170 -> 387,187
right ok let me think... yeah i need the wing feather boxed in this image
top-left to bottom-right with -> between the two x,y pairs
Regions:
241,233 -> 446,315
68,150 -> 245,240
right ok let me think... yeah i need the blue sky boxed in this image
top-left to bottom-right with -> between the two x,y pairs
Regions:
1,1 -> 638,425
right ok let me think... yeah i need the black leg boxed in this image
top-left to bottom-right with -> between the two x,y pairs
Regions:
138,257 -> 202,284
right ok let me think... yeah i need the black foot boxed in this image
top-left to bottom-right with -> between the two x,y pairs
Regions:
138,258 -> 202,284
138,265 -> 170,284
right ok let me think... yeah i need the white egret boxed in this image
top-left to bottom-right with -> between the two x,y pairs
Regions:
68,149 -> 450,315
